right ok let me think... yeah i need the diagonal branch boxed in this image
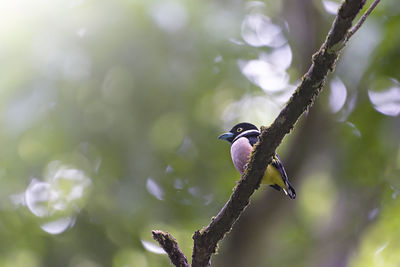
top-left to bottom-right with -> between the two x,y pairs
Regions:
152,0 -> 380,266
191,0 -> 370,266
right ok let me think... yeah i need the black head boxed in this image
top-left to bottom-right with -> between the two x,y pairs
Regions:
218,122 -> 259,143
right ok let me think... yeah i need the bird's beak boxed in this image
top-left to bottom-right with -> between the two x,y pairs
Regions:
218,132 -> 234,142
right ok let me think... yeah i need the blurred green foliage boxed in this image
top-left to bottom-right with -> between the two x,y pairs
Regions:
0,0 -> 399,266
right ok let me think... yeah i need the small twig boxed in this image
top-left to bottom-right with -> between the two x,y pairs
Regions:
152,230 -> 189,267
345,0 -> 381,42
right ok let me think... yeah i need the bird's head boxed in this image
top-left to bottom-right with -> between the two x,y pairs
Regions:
218,122 -> 259,144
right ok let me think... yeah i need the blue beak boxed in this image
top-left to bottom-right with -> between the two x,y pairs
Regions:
218,132 -> 234,142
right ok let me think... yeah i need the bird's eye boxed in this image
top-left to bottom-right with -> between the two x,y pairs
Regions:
237,127 -> 243,132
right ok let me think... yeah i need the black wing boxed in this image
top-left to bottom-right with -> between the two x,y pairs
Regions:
271,155 -> 296,199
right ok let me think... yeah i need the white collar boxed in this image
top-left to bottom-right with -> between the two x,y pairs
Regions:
233,129 -> 260,143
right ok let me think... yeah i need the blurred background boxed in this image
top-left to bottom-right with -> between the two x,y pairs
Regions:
0,0 -> 399,266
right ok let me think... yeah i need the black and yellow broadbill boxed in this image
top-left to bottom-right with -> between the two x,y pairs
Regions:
219,122 -> 296,199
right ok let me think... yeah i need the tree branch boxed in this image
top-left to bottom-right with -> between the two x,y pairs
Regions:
191,0 -> 369,266
152,230 -> 189,267
152,0 -> 379,266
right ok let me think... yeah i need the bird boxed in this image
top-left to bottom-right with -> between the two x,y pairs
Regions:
218,122 -> 296,199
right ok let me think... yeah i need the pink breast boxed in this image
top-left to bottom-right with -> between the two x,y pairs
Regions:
230,137 -> 253,174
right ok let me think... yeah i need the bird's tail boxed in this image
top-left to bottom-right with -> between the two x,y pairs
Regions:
283,180 -> 296,199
